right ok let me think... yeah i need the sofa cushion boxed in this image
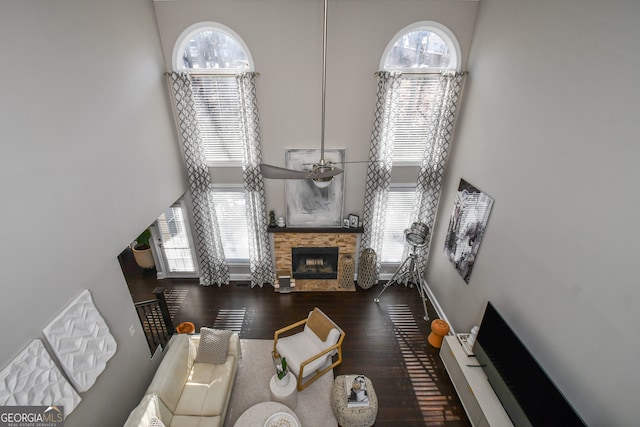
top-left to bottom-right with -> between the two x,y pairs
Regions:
195,328 -> 233,365
174,356 -> 236,416
170,415 -> 221,427
146,334 -> 196,413
276,332 -> 332,377
304,326 -> 340,353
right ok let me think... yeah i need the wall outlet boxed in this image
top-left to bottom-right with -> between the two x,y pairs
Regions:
129,324 -> 136,336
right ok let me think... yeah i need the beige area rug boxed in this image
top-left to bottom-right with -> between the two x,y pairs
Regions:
223,339 -> 338,427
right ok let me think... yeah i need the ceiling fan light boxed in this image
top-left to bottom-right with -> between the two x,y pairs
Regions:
312,177 -> 333,188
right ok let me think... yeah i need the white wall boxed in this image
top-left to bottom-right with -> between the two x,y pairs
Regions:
8,0 -> 633,424
0,0 -> 186,425
153,0 -> 479,219
426,0 -> 640,425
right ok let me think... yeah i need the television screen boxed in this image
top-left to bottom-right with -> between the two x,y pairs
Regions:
473,302 -> 585,427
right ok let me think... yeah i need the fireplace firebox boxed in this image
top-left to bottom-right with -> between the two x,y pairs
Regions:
291,247 -> 339,279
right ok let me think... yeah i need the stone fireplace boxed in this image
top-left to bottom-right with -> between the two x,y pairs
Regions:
271,228 -> 361,291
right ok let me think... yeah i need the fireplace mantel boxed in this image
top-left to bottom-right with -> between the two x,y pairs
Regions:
268,226 -> 364,234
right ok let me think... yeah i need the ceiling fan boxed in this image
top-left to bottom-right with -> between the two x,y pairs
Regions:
259,0 -> 343,189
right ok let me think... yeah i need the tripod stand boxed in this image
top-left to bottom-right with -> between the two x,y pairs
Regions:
373,242 -> 430,321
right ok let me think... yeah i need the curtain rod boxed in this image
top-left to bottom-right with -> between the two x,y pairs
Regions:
165,70 -> 467,77
374,70 -> 469,76
164,71 -> 260,77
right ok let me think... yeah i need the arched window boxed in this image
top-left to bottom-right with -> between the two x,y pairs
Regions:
377,22 -> 461,166
173,22 -> 253,72
374,22 -> 462,264
171,22 -> 254,167
381,21 -> 460,72
172,23 -> 254,263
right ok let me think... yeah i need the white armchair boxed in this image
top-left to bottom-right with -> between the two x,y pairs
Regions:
273,307 -> 345,391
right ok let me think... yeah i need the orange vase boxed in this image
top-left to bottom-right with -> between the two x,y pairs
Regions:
176,321 -> 195,334
428,319 -> 450,348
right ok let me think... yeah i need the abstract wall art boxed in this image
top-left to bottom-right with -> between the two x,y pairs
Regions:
42,289 -> 117,393
285,149 -> 345,227
444,179 -> 494,283
0,339 -> 81,415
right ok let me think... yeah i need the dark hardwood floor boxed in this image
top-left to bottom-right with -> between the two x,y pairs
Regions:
119,249 -> 470,426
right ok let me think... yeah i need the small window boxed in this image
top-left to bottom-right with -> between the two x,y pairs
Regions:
173,22 -> 253,72
156,204 -> 196,274
210,186 -> 250,262
381,185 -> 416,263
381,21 -> 460,72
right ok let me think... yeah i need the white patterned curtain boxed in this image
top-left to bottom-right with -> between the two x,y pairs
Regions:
397,71 -> 467,283
360,72 -> 401,279
169,72 -> 230,286
236,72 -> 276,287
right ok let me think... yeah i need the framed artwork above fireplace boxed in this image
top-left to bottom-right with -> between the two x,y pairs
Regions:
285,149 -> 345,227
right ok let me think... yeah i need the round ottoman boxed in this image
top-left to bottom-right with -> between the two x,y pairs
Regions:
428,319 -> 450,348
233,401 -> 300,427
331,375 -> 378,427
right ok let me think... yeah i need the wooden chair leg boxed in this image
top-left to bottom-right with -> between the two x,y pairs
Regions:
296,358 -> 342,391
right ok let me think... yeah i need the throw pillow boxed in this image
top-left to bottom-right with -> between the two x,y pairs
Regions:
195,327 -> 233,364
148,416 -> 165,427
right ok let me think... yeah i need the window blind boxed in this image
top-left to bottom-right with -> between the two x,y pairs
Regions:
156,204 -> 196,273
210,187 -> 250,261
381,186 -> 416,263
392,76 -> 440,164
190,76 -> 243,165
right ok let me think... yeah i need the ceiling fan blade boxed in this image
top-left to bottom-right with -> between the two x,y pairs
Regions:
260,163 -> 344,180
302,160 -> 378,166
260,164 -> 313,179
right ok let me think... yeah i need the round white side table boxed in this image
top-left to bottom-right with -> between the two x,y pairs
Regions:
234,401 -> 300,427
269,373 -> 298,409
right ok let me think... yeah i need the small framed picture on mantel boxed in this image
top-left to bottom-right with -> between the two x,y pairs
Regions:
348,214 -> 359,228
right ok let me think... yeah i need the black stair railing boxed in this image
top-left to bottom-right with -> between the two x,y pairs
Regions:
134,287 -> 174,355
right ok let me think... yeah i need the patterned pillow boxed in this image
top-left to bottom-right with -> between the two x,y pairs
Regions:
195,328 -> 233,364
149,417 -> 165,427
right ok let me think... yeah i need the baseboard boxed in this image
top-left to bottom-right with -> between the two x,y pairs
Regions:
420,278 -> 455,335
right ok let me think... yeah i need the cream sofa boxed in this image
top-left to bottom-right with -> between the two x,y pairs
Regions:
124,332 -> 240,427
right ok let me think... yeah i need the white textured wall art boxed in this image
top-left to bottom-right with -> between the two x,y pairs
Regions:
0,339 -> 81,415
42,289 -> 117,392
